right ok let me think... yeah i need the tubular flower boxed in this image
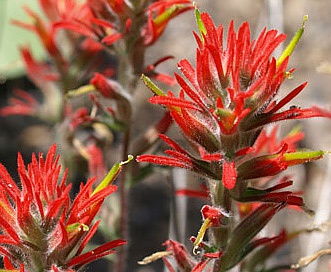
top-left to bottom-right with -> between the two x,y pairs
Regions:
192,205 -> 230,255
0,145 -> 126,271
138,12 -> 330,190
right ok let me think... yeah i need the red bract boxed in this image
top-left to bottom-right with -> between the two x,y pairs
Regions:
252,125 -> 304,155
0,145 -> 126,271
235,178 -> 311,215
234,126 -> 323,184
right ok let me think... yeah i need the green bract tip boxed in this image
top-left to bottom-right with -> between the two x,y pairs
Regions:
277,15 -> 308,67
141,74 -> 166,96
194,3 -> 207,41
92,155 -> 133,196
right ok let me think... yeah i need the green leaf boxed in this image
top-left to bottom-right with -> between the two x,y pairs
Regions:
214,108 -> 233,118
241,232 -> 288,271
237,187 -> 269,198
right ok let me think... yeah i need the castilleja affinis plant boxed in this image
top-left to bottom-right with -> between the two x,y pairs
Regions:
1,0 -> 331,271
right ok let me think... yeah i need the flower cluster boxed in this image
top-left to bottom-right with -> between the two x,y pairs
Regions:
0,145 -> 128,271
1,0 -> 331,271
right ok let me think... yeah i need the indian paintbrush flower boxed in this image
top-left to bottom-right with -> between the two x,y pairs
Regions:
0,144 -> 131,271
137,12 -> 330,190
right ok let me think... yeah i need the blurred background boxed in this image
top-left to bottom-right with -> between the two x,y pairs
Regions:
1,0 -> 331,271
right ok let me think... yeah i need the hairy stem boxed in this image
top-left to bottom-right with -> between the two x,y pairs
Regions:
210,180 -> 233,272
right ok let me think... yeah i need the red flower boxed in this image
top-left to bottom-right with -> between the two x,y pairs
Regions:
0,47 -> 64,120
0,145 -> 126,271
53,0 -> 193,47
143,56 -> 177,85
